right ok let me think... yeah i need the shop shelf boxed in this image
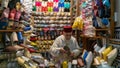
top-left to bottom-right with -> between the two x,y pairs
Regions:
0,30 -> 23,32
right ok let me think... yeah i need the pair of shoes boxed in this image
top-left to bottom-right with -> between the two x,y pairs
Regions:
9,8 -> 21,21
3,32 -> 18,46
0,8 -> 10,19
0,18 -> 8,30
1,0 -> 9,9
4,32 -> 22,46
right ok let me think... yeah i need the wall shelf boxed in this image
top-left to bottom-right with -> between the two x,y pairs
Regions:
0,30 -> 23,32
80,35 -> 104,39
95,28 -> 108,31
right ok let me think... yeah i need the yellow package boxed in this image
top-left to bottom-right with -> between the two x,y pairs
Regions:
102,46 -> 112,61
72,17 -> 83,30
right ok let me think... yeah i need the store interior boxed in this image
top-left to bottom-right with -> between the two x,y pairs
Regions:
0,0 -> 120,68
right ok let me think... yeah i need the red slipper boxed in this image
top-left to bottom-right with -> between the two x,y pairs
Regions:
15,10 -> 21,21
9,8 -> 16,20
94,6 -> 98,16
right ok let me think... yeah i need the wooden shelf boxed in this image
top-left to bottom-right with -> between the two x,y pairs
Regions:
34,23 -> 70,24
109,38 -> 120,45
80,35 -> 104,39
109,42 -> 120,45
95,28 -> 108,31
0,30 -> 23,32
109,38 -> 120,41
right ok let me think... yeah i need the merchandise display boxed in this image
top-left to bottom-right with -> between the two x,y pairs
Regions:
0,0 -> 118,68
31,11 -> 71,52
33,0 -> 70,12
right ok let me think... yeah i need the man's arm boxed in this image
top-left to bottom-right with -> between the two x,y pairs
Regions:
49,38 -> 63,57
71,38 -> 81,58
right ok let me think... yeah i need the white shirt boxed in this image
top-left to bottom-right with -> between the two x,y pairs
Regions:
50,35 -> 80,59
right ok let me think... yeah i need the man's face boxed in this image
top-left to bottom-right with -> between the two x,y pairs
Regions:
63,32 -> 72,40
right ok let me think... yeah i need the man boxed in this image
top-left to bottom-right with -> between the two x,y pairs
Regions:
50,26 -> 81,62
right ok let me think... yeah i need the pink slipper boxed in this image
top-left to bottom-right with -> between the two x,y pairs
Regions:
1,8 -> 10,19
15,10 -> 21,21
9,8 -> 16,20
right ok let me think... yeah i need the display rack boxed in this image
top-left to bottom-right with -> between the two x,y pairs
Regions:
0,30 -> 23,32
31,11 -> 72,52
30,0 -> 78,52
73,0 -> 115,51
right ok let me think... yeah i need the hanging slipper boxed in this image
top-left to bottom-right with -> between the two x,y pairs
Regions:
7,20 -> 14,29
39,29 -> 44,37
92,15 -> 99,28
104,7 -> 110,18
102,0 -> 110,8
101,18 -> 109,26
53,7 -> 59,12
81,1 -> 87,8
4,33 -> 11,46
93,6 -> 98,17
17,32 -> 24,44
59,0 -> 65,2
28,48 -> 36,53
98,7 -> 105,18
64,2 -> 70,9
15,10 -> 21,21
53,2 -> 58,8
32,6 -> 37,11
47,2 -> 51,7
1,8 -> 10,19
1,0 -> 9,8
96,17 -> 105,28
11,32 -> 18,45
16,2 -> 21,11
50,2 -> 53,7
35,1 -> 41,7
24,26 -> 31,31
12,21 -> 19,29
8,0 -> 16,9
54,0 -> 59,2
9,8 -> 16,20
96,0 -> 100,6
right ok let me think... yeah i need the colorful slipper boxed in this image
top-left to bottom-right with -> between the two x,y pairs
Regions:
9,8 -> 16,20
16,2 -> 21,11
15,10 -> 21,21
1,8 -> 10,19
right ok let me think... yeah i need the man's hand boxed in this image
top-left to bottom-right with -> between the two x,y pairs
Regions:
59,48 -> 67,53
70,52 -> 74,57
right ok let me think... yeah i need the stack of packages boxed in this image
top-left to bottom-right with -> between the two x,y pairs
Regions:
112,46 -> 120,67
93,45 -> 118,67
79,45 -> 118,68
